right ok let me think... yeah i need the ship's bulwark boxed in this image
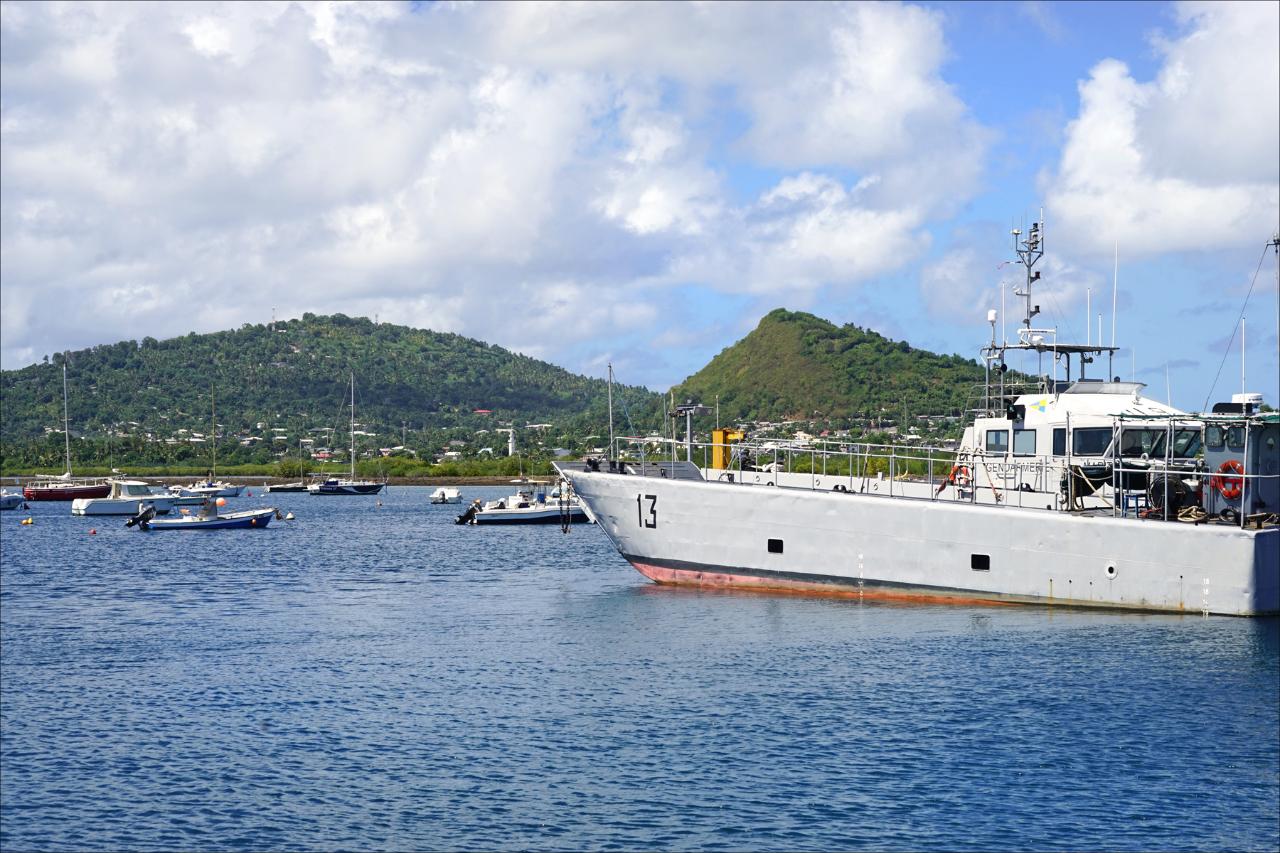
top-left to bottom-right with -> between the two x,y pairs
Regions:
567,470 -> 1280,617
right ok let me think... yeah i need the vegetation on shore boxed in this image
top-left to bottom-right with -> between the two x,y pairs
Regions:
1,309 -> 994,475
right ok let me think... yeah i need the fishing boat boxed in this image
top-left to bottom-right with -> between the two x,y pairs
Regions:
430,486 -> 462,504
555,224 -> 1279,616
308,372 -> 385,496
129,499 -> 278,531
456,480 -> 589,525
72,479 -> 176,515
22,363 -> 111,501
0,491 -> 24,511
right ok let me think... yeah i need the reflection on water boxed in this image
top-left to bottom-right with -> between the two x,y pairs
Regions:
2,486 -> 1277,852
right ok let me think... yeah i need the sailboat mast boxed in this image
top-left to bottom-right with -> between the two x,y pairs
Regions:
62,362 -> 71,474
211,384 -> 216,478
350,371 -> 356,480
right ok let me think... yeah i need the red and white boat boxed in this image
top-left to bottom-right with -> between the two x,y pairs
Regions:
23,474 -> 111,502
23,363 -> 111,501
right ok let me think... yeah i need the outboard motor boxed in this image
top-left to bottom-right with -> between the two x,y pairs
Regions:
126,504 -> 157,530
455,500 -> 481,525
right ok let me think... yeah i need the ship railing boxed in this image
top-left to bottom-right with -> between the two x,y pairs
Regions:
607,429 -> 1279,528
1104,413 -> 1280,529
609,435 -> 1073,510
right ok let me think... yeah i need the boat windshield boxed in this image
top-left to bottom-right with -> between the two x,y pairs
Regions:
1118,427 -> 1201,459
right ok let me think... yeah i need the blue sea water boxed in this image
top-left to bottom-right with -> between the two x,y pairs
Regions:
1,485 -> 1277,852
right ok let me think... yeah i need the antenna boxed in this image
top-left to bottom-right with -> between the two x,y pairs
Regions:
1241,316 -> 1246,395
607,363 -> 615,458
1111,242 -> 1118,381
1086,287 -> 1091,345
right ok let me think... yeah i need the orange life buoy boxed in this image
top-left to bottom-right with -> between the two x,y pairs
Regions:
1214,459 -> 1244,500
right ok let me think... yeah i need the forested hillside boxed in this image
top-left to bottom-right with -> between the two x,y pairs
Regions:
0,314 -> 660,468
670,309 -> 987,423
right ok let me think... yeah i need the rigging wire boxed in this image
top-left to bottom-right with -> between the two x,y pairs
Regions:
1199,240 -> 1273,412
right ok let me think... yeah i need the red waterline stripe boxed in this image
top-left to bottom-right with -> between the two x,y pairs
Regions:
628,560 -> 1018,607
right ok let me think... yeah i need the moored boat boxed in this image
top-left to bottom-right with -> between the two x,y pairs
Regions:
555,222 -> 1279,616
23,363 -> 111,501
456,480 -> 590,525
22,476 -> 111,502
307,372 -> 385,496
264,481 -> 308,493
130,500 -> 278,530
430,486 -> 462,504
72,479 -> 176,515
169,479 -> 244,498
0,491 -> 24,511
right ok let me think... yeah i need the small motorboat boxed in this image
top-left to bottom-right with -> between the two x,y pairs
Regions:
457,480 -> 591,525
0,490 -> 25,511
129,499 -> 278,531
170,480 -> 244,498
72,479 -> 175,516
430,486 -> 462,504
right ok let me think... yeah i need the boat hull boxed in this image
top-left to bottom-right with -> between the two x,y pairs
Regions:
72,497 -> 175,516
564,470 -> 1280,616
472,506 -> 588,524
143,508 -> 276,530
308,482 -> 385,495
264,483 -> 308,493
0,493 -> 23,511
22,482 -> 111,501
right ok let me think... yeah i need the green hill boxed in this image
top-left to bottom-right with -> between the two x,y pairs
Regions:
670,309 -> 985,423
0,314 -> 660,469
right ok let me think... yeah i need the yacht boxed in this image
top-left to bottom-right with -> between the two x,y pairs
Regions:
72,479 -> 176,516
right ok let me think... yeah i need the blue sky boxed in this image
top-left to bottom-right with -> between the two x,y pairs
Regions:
2,0 -> 1276,412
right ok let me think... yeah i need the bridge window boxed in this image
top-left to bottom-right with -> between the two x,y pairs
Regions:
1053,428 -> 1066,456
1013,429 -> 1037,456
1072,427 -> 1111,456
985,430 -> 1009,453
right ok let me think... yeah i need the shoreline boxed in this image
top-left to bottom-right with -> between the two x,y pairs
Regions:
0,475 -> 539,488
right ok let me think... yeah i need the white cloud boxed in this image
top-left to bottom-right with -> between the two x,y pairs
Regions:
1,1 -> 987,389
1044,1 -> 1279,256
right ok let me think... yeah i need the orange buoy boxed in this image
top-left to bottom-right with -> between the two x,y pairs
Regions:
89,528 -> 97,535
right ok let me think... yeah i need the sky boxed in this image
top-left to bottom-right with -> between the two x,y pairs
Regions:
2,0 -> 1277,412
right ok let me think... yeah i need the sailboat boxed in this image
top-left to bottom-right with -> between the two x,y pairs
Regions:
22,363 -> 111,501
308,372 -> 386,496
265,437 -> 310,493
170,384 -> 243,498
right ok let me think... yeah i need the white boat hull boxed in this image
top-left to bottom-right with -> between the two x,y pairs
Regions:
565,470 -> 1279,616
0,493 -> 24,511
72,496 -> 175,516
473,504 -> 588,524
